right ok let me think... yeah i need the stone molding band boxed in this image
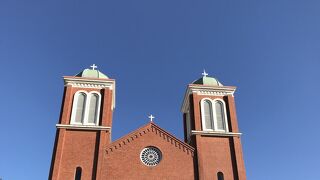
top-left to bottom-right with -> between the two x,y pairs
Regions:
181,85 -> 236,113
191,130 -> 242,137
63,77 -> 116,109
56,124 -> 111,131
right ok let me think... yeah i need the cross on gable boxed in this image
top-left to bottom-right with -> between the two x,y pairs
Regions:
148,114 -> 155,122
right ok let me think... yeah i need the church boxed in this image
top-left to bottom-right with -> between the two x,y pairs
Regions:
49,65 -> 246,180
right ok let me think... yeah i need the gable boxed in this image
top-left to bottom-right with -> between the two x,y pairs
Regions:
99,123 -> 195,179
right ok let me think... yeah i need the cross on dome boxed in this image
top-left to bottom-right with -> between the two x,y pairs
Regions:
148,114 -> 155,122
90,64 -> 98,70
202,69 -> 208,77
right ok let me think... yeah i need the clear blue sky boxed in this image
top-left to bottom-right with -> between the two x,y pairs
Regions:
1,0 -> 319,179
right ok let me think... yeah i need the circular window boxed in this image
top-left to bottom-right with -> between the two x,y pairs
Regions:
140,146 -> 162,166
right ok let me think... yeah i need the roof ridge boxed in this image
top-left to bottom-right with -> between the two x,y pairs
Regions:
150,122 -> 195,151
105,122 -> 151,149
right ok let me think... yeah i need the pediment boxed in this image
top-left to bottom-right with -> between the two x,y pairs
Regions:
105,122 -> 194,156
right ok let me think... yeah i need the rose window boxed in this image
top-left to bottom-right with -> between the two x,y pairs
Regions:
140,146 -> 162,166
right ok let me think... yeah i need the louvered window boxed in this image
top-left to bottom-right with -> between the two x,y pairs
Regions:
203,100 -> 214,130
87,93 -> 99,124
186,112 -> 192,143
201,98 -> 228,132
71,91 -> 101,125
74,93 -> 86,123
215,101 -> 225,131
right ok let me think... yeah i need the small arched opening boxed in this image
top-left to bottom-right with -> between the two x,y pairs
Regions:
75,167 -> 82,180
217,171 -> 224,180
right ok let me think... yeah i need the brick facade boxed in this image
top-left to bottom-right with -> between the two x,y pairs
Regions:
186,93 -> 246,180
49,72 -> 246,180
100,123 -> 195,179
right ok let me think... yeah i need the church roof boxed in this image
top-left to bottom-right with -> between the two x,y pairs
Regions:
192,70 -> 223,86
192,76 -> 223,86
75,68 -> 109,79
105,122 -> 194,156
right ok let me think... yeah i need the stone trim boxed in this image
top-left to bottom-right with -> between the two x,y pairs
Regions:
63,76 -> 116,109
191,130 -> 242,137
105,123 -> 194,156
181,84 -> 236,113
56,124 -> 111,131
63,77 -> 114,89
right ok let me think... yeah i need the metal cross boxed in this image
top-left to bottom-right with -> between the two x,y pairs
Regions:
148,114 -> 155,122
90,64 -> 98,70
202,69 -> 208,77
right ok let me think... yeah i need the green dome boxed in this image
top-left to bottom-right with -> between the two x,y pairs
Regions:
193,76 -> 223,86
75,69 -> 109,79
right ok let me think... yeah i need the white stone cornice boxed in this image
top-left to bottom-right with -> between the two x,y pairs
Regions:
65,82 -> 110,89
63,77 -> 116,109
181,85 -> 236,113
63,77 -> 114,89
56,124 -> 111,131
191,130 -> 241,137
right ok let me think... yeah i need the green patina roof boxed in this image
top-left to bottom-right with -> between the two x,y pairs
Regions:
75,69 -> 109,79
193,76 -> 223,86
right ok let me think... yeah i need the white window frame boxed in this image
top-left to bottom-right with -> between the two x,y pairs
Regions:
200,98 -> 229,132
213,99 -> 229,132
200,98 -> 215,131
70,90 -> 87,125
85,92 -> 102,126
70,90 -> 101,126
186,111 -> 192,143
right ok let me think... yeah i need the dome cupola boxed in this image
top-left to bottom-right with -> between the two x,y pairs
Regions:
75,64 -> 108,79
192,70 -> 223,86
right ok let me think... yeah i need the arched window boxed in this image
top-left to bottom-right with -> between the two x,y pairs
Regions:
185,112 -> 192,143
202,99 -> 214,130
71,91 -> 101,125
87,93 -> 99,124
200,98 -> 229,132
215,101 -> 226,131
217,172 -> 224,180
75,167 -> 82,180
74,92 -> 86,124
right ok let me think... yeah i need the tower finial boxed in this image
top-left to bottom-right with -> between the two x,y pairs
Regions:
148,114 -> 155,122
202,69 -> 208,77
90,64 -> 98,70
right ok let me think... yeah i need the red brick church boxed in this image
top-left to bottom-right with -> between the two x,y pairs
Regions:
49,65 -> 246,180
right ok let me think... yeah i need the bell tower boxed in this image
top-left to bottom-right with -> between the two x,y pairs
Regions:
49,65 -> 115,180
182,71 -> 246,180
